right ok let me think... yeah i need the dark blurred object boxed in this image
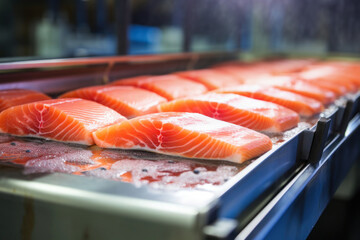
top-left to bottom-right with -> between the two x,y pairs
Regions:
308,160 -> 360,240
308,196 -> 360,240
1,0 -> 360,59
115,0 -> 130,54
0,0 -> 15,57
327,0 -> 360,53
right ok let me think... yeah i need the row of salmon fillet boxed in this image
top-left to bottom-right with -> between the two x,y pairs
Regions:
0,59 -> 359,163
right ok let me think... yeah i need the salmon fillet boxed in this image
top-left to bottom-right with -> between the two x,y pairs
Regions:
109,75 -> 208,100
0,98 -> 126,145
213,65 -> 268,81
109,75 -> 152,85
298,78 -> 347,97
215,85 -> 324,117
257,59 -> 315,74
306,63 -> 360,87
298,66 -> 358,93
212,59 -> 315,78
262,59 -> 316,74
245,75 -> 336,105
158,93 -> 299,132
175,69 -> 243,90
0,89 -> 51,112
93,112 -> 273,163
274,82 -> 336,105
59,86 -> 167,118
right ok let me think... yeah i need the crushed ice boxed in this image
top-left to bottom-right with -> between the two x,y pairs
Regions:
0,134 -> 241,190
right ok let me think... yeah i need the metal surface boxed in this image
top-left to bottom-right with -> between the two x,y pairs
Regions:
217,130 -> 307,221
206,94 -> 360,239
0,125 -> 310,240
0,114 -> 331,240
308,118 -> 331,164
236,114 -> 360,240
1,107 -> 359,240
0,52 -> 238,94
0,169 -> 217,240
0,55 -> 359,240
0,52 -> 238,71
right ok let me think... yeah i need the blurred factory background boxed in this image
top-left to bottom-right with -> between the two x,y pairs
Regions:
0,1 -> 360,239
1,0 -> 360,60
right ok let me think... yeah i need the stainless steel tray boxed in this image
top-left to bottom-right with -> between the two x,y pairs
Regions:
0,122 -> 310,240
237,113 -> 360,240
1,102 -> 355,240
0,55 -> 359,240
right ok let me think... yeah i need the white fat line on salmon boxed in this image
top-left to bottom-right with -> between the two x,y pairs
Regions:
39,109 -> 63,135
44,98 -> 81,106
199,138 -> 219,158
23,122 -> 37,135
61,123 -> 82,141
210,138 -> 225,158
181,134 -> 210,155
128,121 -> 154,149
96,86 -> 116,94
15,112 -> 37,134
162,129 -> 193,150
93,91 -> 101,102
51,116 -> 75,138
212,102 -> 221,119
36,105 -> 47,133
12,119 -> 23,134
152,121 -> 165,151
129,120 -> 150,136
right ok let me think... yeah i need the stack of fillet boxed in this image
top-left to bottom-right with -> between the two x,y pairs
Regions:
1,59 -> 359,164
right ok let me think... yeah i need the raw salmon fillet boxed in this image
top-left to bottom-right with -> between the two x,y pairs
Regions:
215,85 -> 324,117
175,69 -> 243,90
245,75 -> 336,105
110,75 -> 208,100
212,59 -> 315,78
109,75 -> 152,85
298,66 -> 358,93
215,59 -> 315,73
0,89 -> 51,112
305,63 -> 360,88
213,65 -> 268,81
0,98 -> 126,145
273,80 -> 336,104
297,77 -> 347,97
158,93 -> 299,132
59,86 -> 167,118
252,59 -> 316,74
93,112 -> 273,163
